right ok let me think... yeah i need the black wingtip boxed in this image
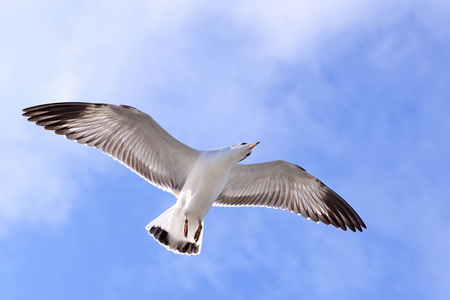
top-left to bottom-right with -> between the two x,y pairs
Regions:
320,187 -> 366,233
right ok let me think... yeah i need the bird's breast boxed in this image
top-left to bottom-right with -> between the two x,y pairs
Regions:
177,154 -> 233,219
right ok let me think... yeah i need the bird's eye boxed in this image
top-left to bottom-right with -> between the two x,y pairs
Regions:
241,143 -> 247,145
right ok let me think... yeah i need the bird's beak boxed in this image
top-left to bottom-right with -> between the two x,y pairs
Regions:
248,142 -> 260,149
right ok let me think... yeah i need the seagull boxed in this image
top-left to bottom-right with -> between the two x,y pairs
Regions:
23,102 -> 366,255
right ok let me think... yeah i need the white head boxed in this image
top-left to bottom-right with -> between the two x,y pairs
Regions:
231,142 -> 260,162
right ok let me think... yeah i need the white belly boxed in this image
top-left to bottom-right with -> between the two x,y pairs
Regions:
176,153 -> 233,220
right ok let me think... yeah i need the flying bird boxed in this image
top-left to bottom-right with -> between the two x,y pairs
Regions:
23,102 -> 366,255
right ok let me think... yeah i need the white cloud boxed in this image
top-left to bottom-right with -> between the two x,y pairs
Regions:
0,103 -> 77,236
229,0 -> 411,63
0,58 -> 12,92
0,147 -> 74,235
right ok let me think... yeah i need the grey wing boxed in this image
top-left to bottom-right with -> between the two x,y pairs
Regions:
23,102 -> 200,195
214,160 -> 366,232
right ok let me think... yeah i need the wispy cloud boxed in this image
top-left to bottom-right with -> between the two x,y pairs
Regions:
0,103 -> 76,236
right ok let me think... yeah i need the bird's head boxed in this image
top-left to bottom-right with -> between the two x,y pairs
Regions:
231,142 -> 260,162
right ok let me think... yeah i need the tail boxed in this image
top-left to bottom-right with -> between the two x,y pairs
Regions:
145,205 -> 204,255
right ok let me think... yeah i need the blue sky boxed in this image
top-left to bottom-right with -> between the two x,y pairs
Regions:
1,0 -> 449,299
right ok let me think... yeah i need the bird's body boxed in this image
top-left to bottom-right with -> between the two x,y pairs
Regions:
147,148 -> 245,253
23,102 -> 366,255
180,149 -> 237,220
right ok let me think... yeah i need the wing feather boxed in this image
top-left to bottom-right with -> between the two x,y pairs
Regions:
23,102 -> 200,195
214,160 -> 366,232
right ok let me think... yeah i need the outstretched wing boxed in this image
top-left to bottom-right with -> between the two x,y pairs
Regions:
23,102 -> 199,195
214,160 -> 366,232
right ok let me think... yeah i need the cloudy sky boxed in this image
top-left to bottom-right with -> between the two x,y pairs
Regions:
1,0 -> 449,299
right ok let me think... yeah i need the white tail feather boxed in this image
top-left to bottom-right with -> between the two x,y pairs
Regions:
146,205 -> 204,255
